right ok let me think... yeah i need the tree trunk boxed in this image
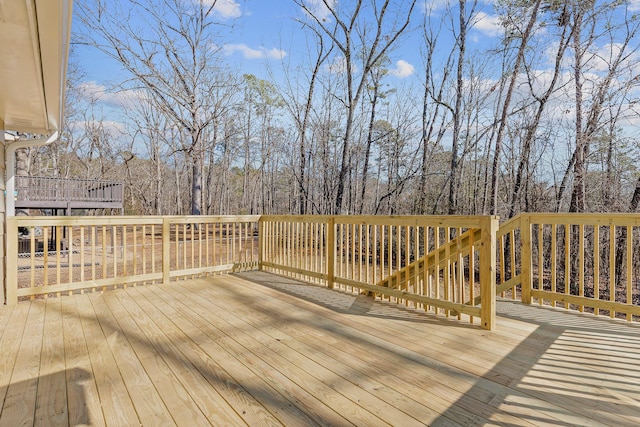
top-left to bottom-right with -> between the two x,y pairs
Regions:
489,0 -> 543,216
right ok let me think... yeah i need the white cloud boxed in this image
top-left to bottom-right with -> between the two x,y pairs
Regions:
71,119 -> 126,137
78,81 -> 145,107
223,43 -> 287,60
389,60 -> 415,78
205,0 -> 242,19
421,0 -> 452,15
302,0 -> 336,22
588,43 -> 630,72
473,12 -> 503,37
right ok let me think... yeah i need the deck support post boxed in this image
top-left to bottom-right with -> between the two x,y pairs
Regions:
520,214 -> 532,305
480,216 -> 498,330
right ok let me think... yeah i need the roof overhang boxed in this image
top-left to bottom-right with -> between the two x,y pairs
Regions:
0,0 -> 73,134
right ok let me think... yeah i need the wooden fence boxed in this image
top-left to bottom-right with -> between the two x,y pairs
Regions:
260,215 -> 498,330
6,213 -> 640,328
6,215 -> 259,304
496,213 -> 640,321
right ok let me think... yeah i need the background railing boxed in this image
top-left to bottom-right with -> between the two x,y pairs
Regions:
7,215 -> 259,304
15,176 -> 123,203
260,215 -> 499,330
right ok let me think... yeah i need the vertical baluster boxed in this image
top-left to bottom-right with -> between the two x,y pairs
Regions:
30,225 -> 35,290
68,226 -> 74,294
457,227 -> 463,318
564,223 -> 570,308
142,225 -> 147,282
387,225 -> 392,300
51,226 -> 57,289
610,225 -> 616,318
205,223 -> 210,269
434,227 -> 440,313
151,224 -> 156,281
423,226 -> 430,312
133,225 -> 138,283
80,226 -> 85,291
197,221 -> 203,272
102,226 -> 107,287
626,225 -> 633,321
351,223 -> 356,286
405,225 -> 410,306
551,224 -> 557,307
112,225 -> 117,282
537,224 -> 543,305
578,224 -> 584,312
499,234 -> 505,298
510,229 -> 516,296
91,225 -> 96,283
444,227 -> 450,316
122,225 -> 127,283
190,222 -> 195,273
469,228 -> 475,323
414,226 -> 420,309
373,225 -> 378,294
396,224 -> 401,303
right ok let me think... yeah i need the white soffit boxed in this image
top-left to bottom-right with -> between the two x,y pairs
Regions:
0,0 -> 73,134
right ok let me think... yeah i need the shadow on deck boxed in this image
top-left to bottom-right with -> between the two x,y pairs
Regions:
1,271 -> 639,426
240,271 -> 640,426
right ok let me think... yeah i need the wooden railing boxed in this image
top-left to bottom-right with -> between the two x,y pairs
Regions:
7,213 -> 639,328
6,215 -> 259,304
495,215 -> 524,301
15,176 -> 123,207
497,213 -> 640,321
260,215 -> 499,330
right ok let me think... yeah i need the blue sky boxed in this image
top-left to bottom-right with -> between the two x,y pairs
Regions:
72,0 -> 506,98
71,0 -> 640,146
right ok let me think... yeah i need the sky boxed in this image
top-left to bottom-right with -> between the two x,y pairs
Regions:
71,0 -> 505,104
70,0 -> 640,150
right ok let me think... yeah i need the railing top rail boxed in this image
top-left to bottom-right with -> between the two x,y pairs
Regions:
261,214 -> 499,228
15,175 -> 123,185
9,216 -> 164,226
167,215 -> 261,223
260,215 -> 335,223
509,212 -> 640,227
9,214 -> 262,227
497,215 -> 521,237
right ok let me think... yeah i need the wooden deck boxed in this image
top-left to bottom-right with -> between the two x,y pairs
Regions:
1,272 -> 639,426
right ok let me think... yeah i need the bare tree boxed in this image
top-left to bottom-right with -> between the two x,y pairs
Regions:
508,2 -> 574,217
295,0 -> 416,214
77,0 -> 232,215
488,0 -> 544,215
280,24 -> 333,214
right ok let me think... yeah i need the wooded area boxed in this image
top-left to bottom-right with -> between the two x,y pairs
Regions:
18,0 -> 640,218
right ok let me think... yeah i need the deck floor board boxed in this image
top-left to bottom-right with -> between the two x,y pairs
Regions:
1,271 -> 640,426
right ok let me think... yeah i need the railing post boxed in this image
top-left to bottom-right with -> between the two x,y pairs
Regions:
5,217 -> 18,305
162,217 -> 171,284
480,216 -> 498,330
520,214 -> 532,305
327,216 -> 335,289
258,216 -> 263,271
0,215 -> 5,305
